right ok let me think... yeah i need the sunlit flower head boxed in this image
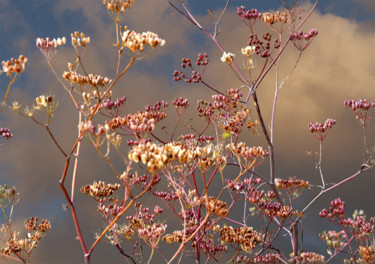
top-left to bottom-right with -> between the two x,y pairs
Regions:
1,55 -> 28,76
241,46 -> 256,57
120,27 -> 165,57
71,31 -> 90,48
221,52 -> 235,65
36,37 -> 66,60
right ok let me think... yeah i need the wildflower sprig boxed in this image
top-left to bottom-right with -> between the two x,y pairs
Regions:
0,55 -> 28,111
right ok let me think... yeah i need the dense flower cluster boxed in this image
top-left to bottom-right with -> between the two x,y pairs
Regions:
308,118 -> 336,141
36,37 -> 65,60
0,217 -> 51,259
81,181 -> 121,198
221,52 -> 235,64
0,127 -> 13,141
71,31 -> 90,48
63,71 -> 111,87
220,226 -> 264,252
289,251 -> 325,264
291,29 -> 318,51
1,55 -> 28,76
101,0 -> 135,13
199,196 -> 228,217
259,11 -> 288,25
120,27 -> 165,55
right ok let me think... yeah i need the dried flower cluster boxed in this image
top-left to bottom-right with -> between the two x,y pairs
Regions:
199,196 -> 228,217
63,71 -> 111,87
121,27 -> 165,55
1,55 -> 28,76
290,251 -> 325,263
221,51 -> 235,64
81,181 -> 121,198
220,226 -> 264,252
71,31 -> 90,48
259,11 -> 288,25
36,37 -> 65,60
102,0 -> 135,13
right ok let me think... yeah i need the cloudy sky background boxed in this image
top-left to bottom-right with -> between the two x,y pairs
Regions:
1,0 -> 374,263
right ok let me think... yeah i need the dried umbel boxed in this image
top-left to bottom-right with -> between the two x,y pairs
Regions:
121,27 -> 165,56
0,184 -> 19,205
291,29 -> 318,51
138,222 -> 167,248
36,37 -> 65,60
81,181 -> 121,198
289,252 -> 325,264
221,51 -> 235,65
259,11 -> 288,25
102,0 -> 135,17
63,71 -> 111,87
199,196 -> 228,217
71,31 -> 90,48
1,55 -> 28,76
220,226 -> 264,252
226,143 -> 269,162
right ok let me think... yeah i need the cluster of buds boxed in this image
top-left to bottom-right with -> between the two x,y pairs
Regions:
247,33 -> 280,58
120,27 -> 165,55
36,37 -> 65,60
138,222 -> 167,248
63,71 -> 111,87
237,7 -> 259,25
199,196 -> 228,217
344,99 -> 375,111
220,226 -> 264,252
290,29 -> 318,51
319,198 -> 346,222
173,97 -> 189,108
102,96 -> 127,111
1,55 -> 28,76
0,127 -> 13,141
344,99 -> 375,124
173,54 -> 208,83
289,252 -> 325,264
81,181 -> 121,198
221,51 -> 235,65
145,100 -> 168,112
308,118 -> 336,141
71,31 -> 90,48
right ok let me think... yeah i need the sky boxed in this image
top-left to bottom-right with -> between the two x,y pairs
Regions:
0,0 -> 374,263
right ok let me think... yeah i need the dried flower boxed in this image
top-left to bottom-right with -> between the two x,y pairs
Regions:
120,27 -> 165,57
36,37 -> 65,60
71,31 -> 90,48
1,55 -> 28,76
221,52 -> 235,64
